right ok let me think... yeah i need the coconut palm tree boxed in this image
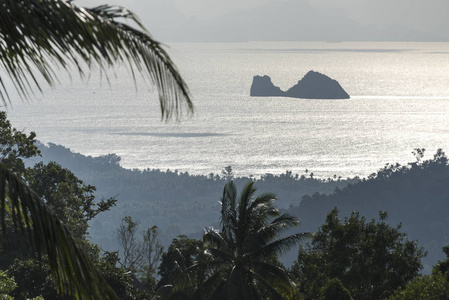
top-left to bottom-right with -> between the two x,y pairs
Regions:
0,0 -> 193,298
169,181 -> 310,299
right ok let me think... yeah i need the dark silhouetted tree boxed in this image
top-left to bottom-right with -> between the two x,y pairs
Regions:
292,208 -> 425,300
168,181 -> 310,299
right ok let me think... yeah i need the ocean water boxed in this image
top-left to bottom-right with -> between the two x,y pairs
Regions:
4,41 -> 449,179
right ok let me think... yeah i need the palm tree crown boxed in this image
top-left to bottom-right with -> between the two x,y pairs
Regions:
171,181 -> 310,299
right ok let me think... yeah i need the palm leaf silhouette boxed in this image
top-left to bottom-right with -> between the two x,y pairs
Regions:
0,0 -> 195,298
0,0 -> 192,120
0,163 -> 118,299
170,181 -> 312,299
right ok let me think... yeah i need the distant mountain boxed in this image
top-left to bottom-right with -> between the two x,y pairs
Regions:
137,0 -> 445,42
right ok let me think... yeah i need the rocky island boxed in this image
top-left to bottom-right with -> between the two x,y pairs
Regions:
250,71 -> 350,99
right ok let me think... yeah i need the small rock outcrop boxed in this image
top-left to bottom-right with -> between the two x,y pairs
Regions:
250,71 -> 350,99
250,75 -> 284,97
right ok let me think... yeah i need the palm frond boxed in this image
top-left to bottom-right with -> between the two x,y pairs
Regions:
0,163 -> 117,299
219,182 -> 237,244
225,266 -> 253,299
171,259 -> 226,295
248,202 -> 279,233
238,181 -> 256,217
0,0 -> 192,120
205,248 -> 233,265
174,182 -> 310,298
247,193 -> 279,232
250,232 -> 312,260
170,263 -> 200,294
249,269 -> 287,300
190,266 -> 229,300
164,247 -> 191,284
256,214 -> 301,243
236,181 -> 257,251
249,192 -> 277,212
203,227 -> 232,252
252,261 -> 295,289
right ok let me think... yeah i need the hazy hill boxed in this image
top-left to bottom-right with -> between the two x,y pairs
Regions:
30,142 -> 449,271
287,149 -> 449,271
34,142 -> 355,252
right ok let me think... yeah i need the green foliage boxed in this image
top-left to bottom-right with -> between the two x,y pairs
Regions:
389,245 -> 449,299
0,163 -> 118,299
290,149 -> 449,270
157,235 -> 203,289
292,208 -> 425,300
0,269 -> 43,300
0,112 -> 118,298
0,159 -> 117,298
141,225 -> 164,289
0,112 -> 40,176
116,216 -> 164,292
320,278 -> 352,300
1,0 -> 195,296
36,141 -> 356,263
96,252 -> 154,300
6,258 -> 58,300
169,181 -> 310,299
25,161 -> 116,241
387,272 -> 449,300
433,245 -> 449,276
0,269 -> 16,300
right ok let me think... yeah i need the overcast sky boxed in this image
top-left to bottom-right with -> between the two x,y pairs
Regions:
76,0 -> 449,42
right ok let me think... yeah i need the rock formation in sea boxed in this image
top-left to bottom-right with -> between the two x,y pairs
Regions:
250,71 -> 350,99
249,75 -> 284,97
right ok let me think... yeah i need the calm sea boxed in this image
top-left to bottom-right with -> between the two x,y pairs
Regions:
4,41 -> 449,179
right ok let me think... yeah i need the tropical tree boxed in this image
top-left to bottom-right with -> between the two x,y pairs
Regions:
115,215 -> 164,291
157,235 -> 203,289
388,245 -> 449,300
0,111 -> 40,176
25,161 -> 117,242
292,208 -> 425,300
0,0 -> 192,298
167,181 -> 310,299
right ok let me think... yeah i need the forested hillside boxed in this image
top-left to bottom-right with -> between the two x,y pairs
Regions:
34,142 -> 449,271
10,129 -> 449,298
35,142 -> 356,250
288,149 -> 449,271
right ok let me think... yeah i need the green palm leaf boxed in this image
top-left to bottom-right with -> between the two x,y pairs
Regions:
0,163 -> 117,299
171,181 -> 311,298
204,227 -> 232,253
252,260 -> 295,288
249,269 -> 285,300
0,0 -> 192,120
1,1 -> 195,298
248,214 -> 302,251
251,232 -> 313,260
219,181 -> 237,245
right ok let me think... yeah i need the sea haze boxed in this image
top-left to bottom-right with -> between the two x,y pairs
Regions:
5,41 -> 449,179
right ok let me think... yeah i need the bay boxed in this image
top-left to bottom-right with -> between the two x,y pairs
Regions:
4,41 -> 449,179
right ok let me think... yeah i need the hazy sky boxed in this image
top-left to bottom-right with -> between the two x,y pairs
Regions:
76,0 -> 449,42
